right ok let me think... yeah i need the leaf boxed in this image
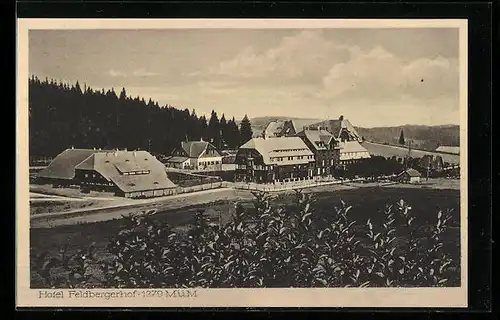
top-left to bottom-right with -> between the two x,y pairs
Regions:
375,272 -> 385,278
437,211 -> 443,219
301,212 -> 312,222
359,281 -> 371,288
437,278 -> 448,285
224,261 -> 235,270
439,261 -> 451,273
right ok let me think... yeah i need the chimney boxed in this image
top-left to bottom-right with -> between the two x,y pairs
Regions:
71,146 -> 74,150
98,148 -> 101,151
133,151 -> 136,157
339,115 -> 344,121
124,148 -> 127,151
114,152 -> 118,157
200,137 -> 203,142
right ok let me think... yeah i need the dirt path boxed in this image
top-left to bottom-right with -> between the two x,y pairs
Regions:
30,187 -> 244,228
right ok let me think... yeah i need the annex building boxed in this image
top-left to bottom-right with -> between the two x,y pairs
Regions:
165,139 -> 223,171
37,148 -> 177,198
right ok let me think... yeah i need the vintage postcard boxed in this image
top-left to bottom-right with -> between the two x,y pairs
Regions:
16,19 -> 468,308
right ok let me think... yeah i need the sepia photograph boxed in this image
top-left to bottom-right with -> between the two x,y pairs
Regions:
16,19 -> 468,308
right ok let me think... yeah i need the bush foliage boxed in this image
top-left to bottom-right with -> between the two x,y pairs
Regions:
32,191 -> 458,288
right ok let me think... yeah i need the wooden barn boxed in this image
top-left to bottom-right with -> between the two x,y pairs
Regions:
37,148 -> 177,198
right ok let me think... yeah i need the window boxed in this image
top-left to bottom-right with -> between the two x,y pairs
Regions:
85,173 -> 89,178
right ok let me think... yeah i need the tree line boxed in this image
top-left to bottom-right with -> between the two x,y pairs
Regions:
28,76 -> 254,159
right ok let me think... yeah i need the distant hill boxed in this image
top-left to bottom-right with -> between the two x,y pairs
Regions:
355,125 -> 459,151
244,116 -> 459,151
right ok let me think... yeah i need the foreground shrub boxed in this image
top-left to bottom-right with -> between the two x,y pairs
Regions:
32,191 -> 459,288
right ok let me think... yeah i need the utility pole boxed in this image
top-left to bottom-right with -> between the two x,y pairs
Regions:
405,140 -> 412,169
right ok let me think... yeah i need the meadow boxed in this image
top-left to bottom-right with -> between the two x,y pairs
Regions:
30,186 -> 460,287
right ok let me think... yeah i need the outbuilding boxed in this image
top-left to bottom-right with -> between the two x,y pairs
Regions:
397,168 -> 422,184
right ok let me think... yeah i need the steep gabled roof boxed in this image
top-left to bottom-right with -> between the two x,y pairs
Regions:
38,148 -> 112,180
263,120 -> 297,138
307,118 -> 362,141
296,129 -> 336,151
181,141 -> 221,158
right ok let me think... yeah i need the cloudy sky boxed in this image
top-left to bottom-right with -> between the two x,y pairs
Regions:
29,28 -> 460,127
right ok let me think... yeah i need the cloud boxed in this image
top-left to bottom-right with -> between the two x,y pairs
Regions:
100,29 -> 459,126
321,45 -> 459,104
104,68 -> 159,78
131,69 -> 160,77
203,30 -> 350,82
105,69 -> 127,77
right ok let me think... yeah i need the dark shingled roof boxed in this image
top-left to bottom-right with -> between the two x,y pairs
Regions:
181,141 -> 221,158
306,118 -> 362,141
165,156 -> 190,163
39,149 -> 177,193
296,129 -> 335,151
76,150 -> 177,193
38,148 -> 111,180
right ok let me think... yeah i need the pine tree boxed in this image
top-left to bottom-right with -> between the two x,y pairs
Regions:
208,110 -> 220,147
399,130 -> 405,145
239,114 -> 253,145
27,77 -> 244,159
226,117 -> 241,149
220,114 -> 227,149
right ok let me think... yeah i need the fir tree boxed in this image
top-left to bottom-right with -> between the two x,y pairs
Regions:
239,114 -> 253,145
399,130 -> 405,145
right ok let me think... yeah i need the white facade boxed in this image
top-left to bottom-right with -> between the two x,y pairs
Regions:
193,156 -> 223,171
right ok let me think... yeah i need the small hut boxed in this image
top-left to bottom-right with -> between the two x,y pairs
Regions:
397,168 -> 422,184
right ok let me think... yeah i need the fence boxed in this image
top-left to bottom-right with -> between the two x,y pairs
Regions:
178,181 -> 231,194
232,179 -> 346,192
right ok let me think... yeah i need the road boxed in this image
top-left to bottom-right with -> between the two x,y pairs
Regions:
30,187 -> 247,228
